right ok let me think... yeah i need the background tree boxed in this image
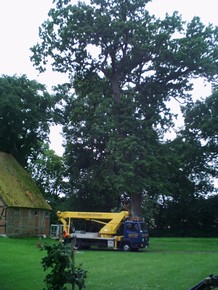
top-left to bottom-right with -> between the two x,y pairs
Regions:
31,0 -> 218,215
152,91 -> 218,236
181,89 -> 218,185
0,74 -> 54,167
28,143 -> 67,222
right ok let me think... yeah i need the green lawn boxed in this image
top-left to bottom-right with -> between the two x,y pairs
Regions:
0,237 -> 218,290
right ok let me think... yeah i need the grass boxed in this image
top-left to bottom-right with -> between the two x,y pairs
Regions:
0,237 -> 218,290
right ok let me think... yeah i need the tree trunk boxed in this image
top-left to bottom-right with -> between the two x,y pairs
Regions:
130,192 -> 142,217
111,74 -> 121,103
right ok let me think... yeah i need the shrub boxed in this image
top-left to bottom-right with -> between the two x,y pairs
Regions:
42,242 -> 87,290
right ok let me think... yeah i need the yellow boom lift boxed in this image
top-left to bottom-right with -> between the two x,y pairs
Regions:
57,210 -> 149,251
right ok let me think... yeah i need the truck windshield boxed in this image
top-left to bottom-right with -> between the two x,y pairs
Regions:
126,222 -> 148,232
126,223 -> 139,231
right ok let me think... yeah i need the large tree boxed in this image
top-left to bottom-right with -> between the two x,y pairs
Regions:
31,0 -> 218,215
0,75 -> 54,167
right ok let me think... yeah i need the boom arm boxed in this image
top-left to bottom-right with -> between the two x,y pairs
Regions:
57,211 -> 129,237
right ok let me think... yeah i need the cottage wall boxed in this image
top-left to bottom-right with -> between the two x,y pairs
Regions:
5,207 -> 50,237
0,198 -> 6,235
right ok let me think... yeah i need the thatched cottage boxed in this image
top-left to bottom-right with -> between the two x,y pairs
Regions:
0,152 -> 52,237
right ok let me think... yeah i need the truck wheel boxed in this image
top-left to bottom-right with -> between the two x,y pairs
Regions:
123,243 -> 130,251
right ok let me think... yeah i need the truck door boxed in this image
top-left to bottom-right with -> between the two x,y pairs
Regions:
124,222 -> 142,250
124,221 -> 149,250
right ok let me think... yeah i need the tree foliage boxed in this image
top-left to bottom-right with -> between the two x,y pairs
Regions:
0,74 -> 54,167
42,243 -> 87,290
179,90 -> 218,192
182,89 -> 218,160
27,143 -> 67,221
31,0 -> 218,103
31,0 -> 218,215
28,143 -> 66,197
151,91 -> 218,236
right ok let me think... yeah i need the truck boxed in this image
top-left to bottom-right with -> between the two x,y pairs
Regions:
56,210 -> 149,251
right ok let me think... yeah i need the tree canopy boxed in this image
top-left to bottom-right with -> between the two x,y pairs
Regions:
180,90 -> 218,191
30,0 -> 218,215
31,0 -> 218,103
0,75 -> 54,167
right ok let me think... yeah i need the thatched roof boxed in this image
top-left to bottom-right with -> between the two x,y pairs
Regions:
0,152 -> 52,210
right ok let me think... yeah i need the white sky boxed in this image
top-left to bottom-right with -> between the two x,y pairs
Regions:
0,0 -> 217,155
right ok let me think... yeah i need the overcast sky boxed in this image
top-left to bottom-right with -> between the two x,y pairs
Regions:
0,0 -> 217,154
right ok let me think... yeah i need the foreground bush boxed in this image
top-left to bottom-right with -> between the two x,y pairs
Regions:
42,243 -> 87,290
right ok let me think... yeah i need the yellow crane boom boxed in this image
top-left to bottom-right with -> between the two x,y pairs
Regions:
57,210 -> 129,237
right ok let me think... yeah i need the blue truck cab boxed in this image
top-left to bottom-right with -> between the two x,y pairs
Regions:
123,220 -> 149,251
